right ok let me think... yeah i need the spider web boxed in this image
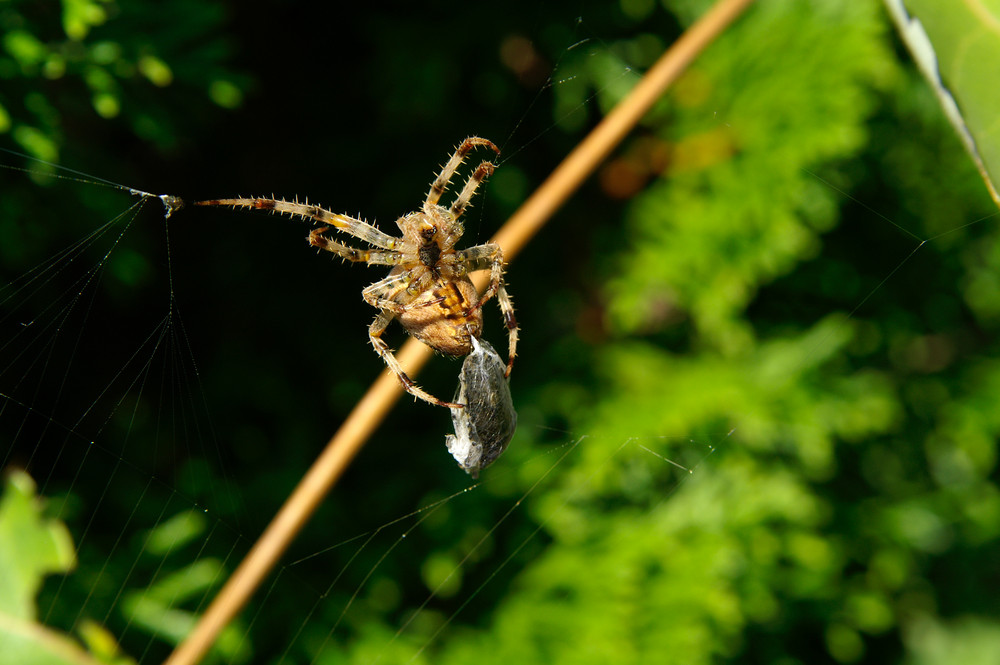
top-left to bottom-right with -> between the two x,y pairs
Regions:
0,17 -> 714,664
0,154 -> 709,659
2,3 -> 998,665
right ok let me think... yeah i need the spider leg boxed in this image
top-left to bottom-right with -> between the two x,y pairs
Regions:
369,310 -> 463,408
195,197 -> 399,250
362,271 -> 435,314
308,226 -> 402,265
449,161 -> 496,220
455,243 -> 518,377
496,278 -> 518,378
455,244 -> 503,309
425,137 -> 499,208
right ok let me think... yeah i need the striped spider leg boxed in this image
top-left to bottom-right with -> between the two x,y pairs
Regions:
193,137 -> 517,408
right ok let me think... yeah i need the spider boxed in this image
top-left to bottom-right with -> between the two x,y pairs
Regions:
194,137 -> 517,409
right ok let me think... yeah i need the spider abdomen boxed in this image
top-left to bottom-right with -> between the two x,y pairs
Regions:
399,277 -> 482,356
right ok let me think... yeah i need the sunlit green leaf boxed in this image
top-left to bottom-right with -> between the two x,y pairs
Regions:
137,55 -> 173,87
903,616 -> 1000,665
886,0 -> 1000,207
0,471 -> 75,620
0,475 -> 137,665
144,511 -> 207,556
2,31 -> 47,67
61,0 -> 108,41
0,614 -> 104,665
76,621 -> 136,665
91,92 -> 120,118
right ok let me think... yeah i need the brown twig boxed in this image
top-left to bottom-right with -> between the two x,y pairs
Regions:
162,1 -> 755,663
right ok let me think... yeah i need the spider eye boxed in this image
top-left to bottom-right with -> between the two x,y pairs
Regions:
421,226 -> 438,240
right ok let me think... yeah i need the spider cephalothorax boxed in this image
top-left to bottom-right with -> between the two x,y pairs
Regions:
195,137 -> 517,408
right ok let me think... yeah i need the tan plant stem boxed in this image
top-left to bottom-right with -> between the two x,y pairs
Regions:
163,1 -> 755,663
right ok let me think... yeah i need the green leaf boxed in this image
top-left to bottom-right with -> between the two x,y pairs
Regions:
12,125 -> 59,164
208,80 -> 244,109
0,471 -> 108,665
119,557 -> 249,662
903,616 -> 1000,665
0,471 -> 75,620
885,0 -> 1000,207
77,620 -> 136,665
2,31 -> 48,67
144,510 -> 207,556
61,0 -> 109,41
0,614 -> 104,665
137,55 -> 173,87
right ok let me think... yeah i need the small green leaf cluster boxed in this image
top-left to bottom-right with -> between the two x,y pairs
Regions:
0,0 -> 246,164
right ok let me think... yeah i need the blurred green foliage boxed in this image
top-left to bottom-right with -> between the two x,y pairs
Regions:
0,471 -> 75,622
0,0 -> 244,164
2,0 -> 1000,664
0,470 -> 127,665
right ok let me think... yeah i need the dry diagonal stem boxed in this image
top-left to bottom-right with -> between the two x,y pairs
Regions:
163,1 -> 756,663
